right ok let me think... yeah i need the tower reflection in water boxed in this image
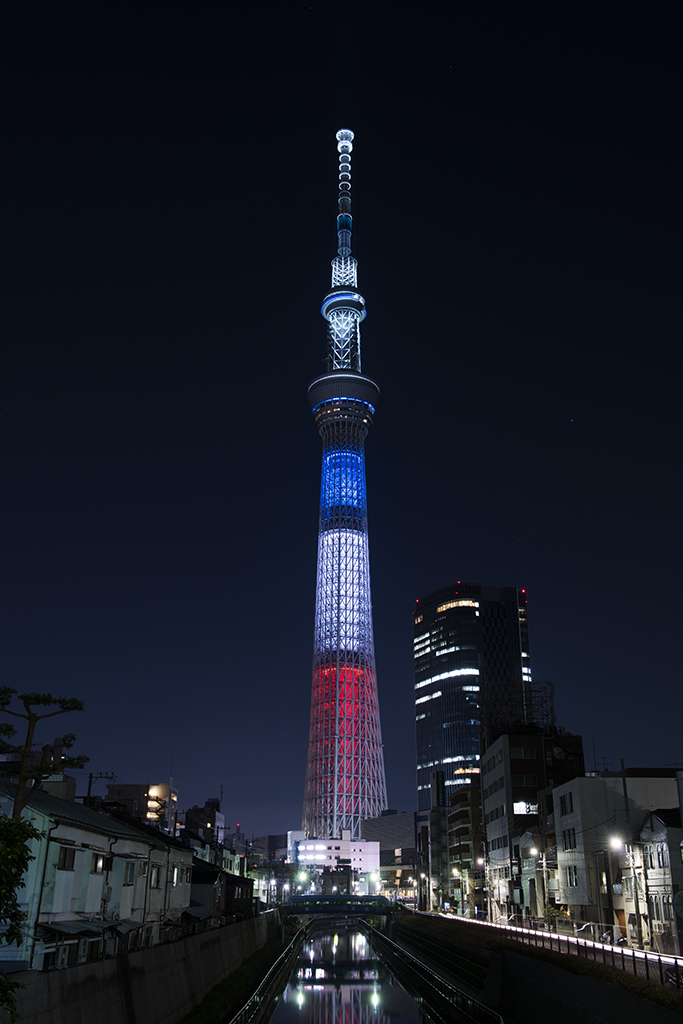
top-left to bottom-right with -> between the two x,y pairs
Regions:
270,927 -> 425,1023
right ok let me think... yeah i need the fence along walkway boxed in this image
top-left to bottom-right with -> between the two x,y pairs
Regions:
446,915 -> 683,989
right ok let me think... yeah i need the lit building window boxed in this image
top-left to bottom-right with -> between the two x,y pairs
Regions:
416,690 -> 442,705
436,600 -> 480,612
415,668 -> 479,690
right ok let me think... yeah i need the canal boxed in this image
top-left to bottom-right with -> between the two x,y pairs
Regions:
269,924 -> 428,1023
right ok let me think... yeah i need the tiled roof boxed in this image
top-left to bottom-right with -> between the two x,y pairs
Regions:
0,782 -> 153,844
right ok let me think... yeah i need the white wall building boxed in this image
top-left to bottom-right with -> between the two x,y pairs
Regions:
637,809 -> 682,954
553,772 -> 678,944
0,782 -> 193,971
297,830 -> 380,879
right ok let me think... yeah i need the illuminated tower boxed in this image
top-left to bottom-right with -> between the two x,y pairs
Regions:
302,129 -> 387,840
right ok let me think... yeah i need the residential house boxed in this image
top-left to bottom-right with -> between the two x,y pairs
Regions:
0,782 -> 191,971
637,808 -> 682,954
553,770 -> 678,945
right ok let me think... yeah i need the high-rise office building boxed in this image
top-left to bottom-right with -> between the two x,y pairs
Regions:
302,130 -> 387,840
413,582 -> 530,810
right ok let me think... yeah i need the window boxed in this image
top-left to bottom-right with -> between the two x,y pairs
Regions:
124,861 -> 135,885
91,853 -> 113,874
562,828 -> 576,851
436,599 -> 479,612
57,846 -> 75,871
171,866 -> 179,888
86,939 -> 102,962
138,861 -> 148,877
149,865 -> 161,889
565,865 -> 578,887
510,747 -> 537,760
559,792 -> 574,816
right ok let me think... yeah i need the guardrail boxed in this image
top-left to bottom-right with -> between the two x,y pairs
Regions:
227,927 -> 305,1024
433,913 -> 683,988
364,921 -> 504,1024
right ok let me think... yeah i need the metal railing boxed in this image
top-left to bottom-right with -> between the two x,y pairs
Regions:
436,914 -> 683,988
364,922 -> 504,1024
226,927 -> 305,1024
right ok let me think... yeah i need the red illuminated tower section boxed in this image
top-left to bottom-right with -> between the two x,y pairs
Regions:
302,130 -> 387,840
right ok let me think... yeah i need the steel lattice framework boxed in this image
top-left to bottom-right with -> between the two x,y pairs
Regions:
302,130 -> 387,840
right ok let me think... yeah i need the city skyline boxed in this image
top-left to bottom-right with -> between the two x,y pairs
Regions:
2,7 -> 679,838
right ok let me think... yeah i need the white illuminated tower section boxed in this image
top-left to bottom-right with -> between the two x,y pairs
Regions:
303,129 -> 388,840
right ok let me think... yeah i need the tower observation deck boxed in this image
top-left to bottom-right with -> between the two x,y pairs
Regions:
302,130 -> 387,840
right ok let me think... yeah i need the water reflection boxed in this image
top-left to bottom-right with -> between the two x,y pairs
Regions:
270,926 -> 425,1023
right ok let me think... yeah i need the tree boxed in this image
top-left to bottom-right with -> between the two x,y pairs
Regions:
0,688 -> 89,819
0,815 -> 42,1022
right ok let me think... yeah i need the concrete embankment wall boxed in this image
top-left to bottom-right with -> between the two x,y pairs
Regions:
2,915 -> 269,1024
397,917 -> 681,1024
501,948 -> 682,1024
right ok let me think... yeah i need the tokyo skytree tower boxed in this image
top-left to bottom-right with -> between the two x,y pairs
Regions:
302,129 -> 388,840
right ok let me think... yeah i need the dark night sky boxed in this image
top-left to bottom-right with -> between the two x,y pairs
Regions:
3,5 -> 681,837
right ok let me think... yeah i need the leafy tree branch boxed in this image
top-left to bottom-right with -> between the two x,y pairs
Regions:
0,688 -> 88,819
0,815 -> 42,1022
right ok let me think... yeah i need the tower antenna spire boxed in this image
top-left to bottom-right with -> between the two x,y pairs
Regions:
320,129 -> 366,373
303,130 -> 387,841
335,128 -> 354,256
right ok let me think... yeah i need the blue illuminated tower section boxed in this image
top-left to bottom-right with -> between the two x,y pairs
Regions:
303,129 -> 388,840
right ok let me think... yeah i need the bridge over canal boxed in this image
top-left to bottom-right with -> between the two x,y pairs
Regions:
281,893 -> 395,919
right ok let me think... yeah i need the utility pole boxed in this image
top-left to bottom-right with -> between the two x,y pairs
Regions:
80,771 -> 115,805
621,760 -> 643,949
542,848 -> 550,930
